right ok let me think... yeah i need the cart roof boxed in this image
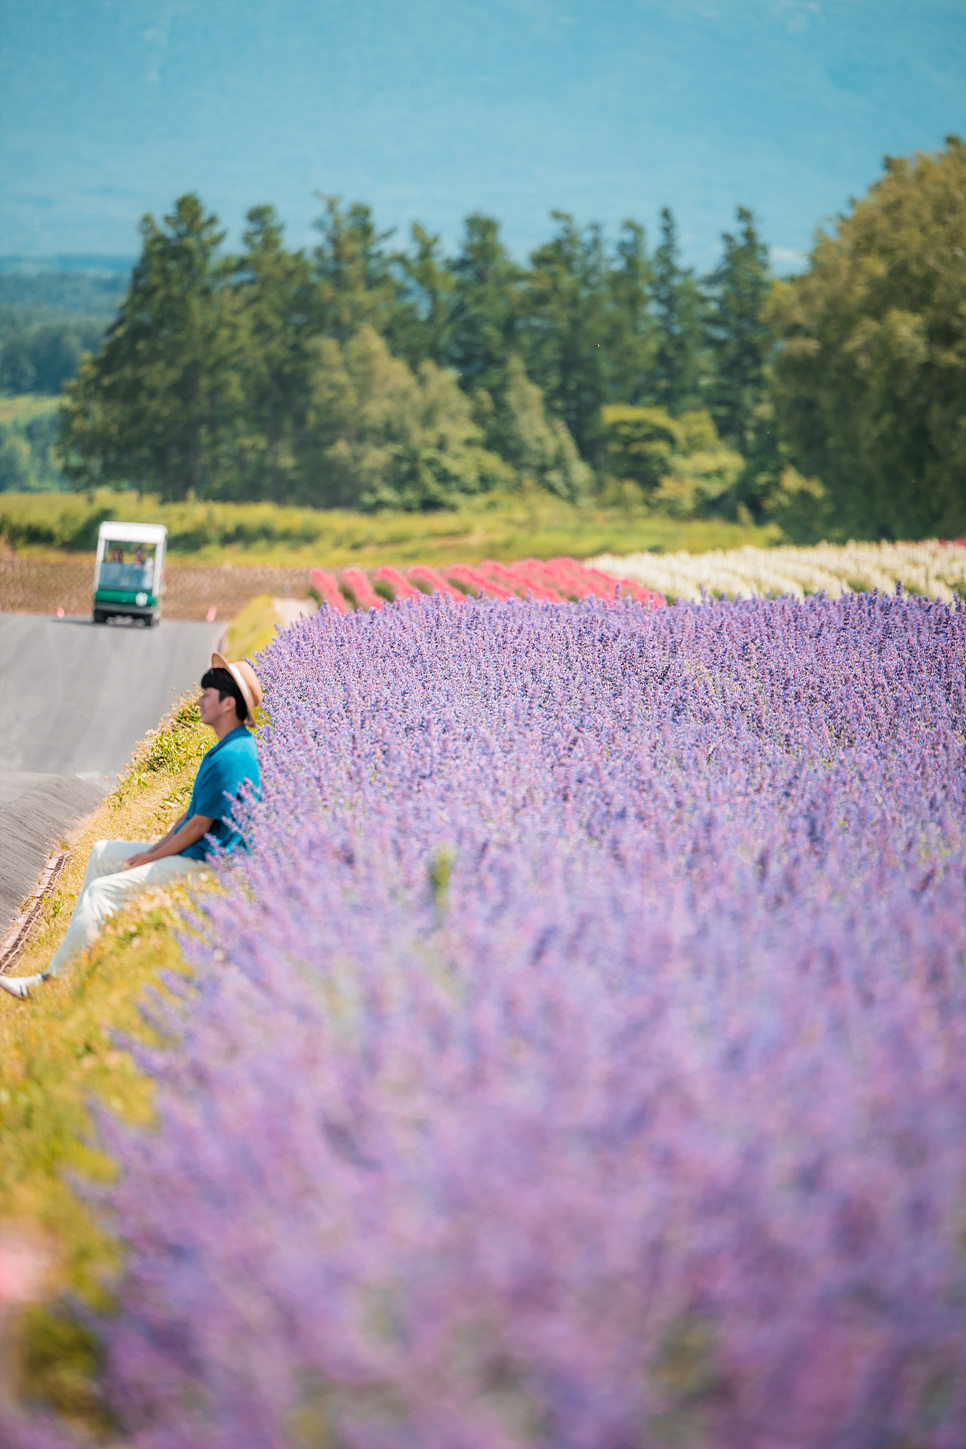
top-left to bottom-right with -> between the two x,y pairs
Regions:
97,521 -> 168,544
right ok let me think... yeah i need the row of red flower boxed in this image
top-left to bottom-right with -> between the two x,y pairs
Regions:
310,557 -> 665,612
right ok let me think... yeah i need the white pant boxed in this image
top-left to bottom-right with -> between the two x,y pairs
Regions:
46,840 -> 207,978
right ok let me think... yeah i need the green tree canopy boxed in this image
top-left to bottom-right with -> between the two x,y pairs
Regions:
477,355 -> 591,503
770,137 -> 966,540
53,180 -> 943,530
602,404 -> 682,493
601,403 -> 744,517
300,326 -> 513,512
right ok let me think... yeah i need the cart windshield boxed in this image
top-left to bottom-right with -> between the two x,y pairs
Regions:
97,544 -> 157,591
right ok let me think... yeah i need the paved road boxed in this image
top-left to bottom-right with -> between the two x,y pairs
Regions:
0,772 -> 105,931
0,613 -> 222,935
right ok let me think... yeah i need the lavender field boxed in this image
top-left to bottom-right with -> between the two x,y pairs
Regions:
25,591 -> 966,1449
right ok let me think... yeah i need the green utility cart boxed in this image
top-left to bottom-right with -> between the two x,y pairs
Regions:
92,521 -> 168,626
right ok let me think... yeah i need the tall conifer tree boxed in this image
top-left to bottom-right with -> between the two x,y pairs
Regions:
60,194 -> 236,499
525,213 -> 614,461
390,223 -> 455,369
651,208 -> 704,415
234,206 -> 313,504
312,196 -> 400,343
447,214 -> 522,394
705,206 -> 771,448
606,220 -> 657,407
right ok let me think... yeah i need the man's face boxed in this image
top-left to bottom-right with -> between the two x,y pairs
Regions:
199,686 -> 237,727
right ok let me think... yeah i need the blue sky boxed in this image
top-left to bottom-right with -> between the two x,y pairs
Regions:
1,0 -> 963,274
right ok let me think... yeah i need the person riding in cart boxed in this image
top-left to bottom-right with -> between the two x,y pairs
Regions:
92,521 -> 167,627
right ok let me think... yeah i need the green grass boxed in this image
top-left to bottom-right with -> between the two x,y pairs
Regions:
0,488 -> 781,565
0,696 -> 217,1432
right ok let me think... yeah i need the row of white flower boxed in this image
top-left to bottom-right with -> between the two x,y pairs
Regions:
591,540 -> 966,606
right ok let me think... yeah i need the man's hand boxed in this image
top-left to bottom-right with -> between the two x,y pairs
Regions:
124,812 -> 186,870
123,851 -> 156,870
122,814 -> 215,871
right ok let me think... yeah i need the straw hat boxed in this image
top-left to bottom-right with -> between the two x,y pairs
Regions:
211,651 -> 263,718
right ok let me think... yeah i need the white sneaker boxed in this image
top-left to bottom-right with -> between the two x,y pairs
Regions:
0,973 -> 48,1000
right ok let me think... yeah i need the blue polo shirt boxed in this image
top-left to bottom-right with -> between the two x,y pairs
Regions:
180,725 -> 261,861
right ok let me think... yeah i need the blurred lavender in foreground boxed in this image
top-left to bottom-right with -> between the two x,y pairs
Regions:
89,594 -> 964,1447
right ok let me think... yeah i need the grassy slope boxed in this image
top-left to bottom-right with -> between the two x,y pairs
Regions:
0,489 -> 779,565
0,697 -> 215,1429
225,592 -> 286,658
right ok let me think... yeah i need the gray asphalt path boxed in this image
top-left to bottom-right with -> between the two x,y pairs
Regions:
0,613 -> 222,934
0,772 -> 104,930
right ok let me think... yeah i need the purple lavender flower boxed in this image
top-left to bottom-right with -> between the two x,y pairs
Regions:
79,594 -> 966,1448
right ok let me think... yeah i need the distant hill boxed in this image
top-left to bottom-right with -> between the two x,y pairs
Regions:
0,254 -> 133,275
0,265 -> 130,317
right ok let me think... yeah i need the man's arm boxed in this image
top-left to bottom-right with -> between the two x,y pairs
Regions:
123,814 -> 215,870
153,811 -> 187,851
122,809 -> 186,867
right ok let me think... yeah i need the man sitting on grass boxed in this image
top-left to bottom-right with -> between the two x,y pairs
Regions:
0,653 -> 262,1001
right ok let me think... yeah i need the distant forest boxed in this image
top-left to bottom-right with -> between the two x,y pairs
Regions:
0,271 -> 127,394
3,138 -> 964,540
